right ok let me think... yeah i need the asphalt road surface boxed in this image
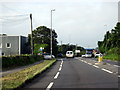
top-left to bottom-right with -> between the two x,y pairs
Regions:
23,58 -> 119,89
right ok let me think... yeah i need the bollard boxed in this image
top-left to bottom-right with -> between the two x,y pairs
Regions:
98,56 -> 102,63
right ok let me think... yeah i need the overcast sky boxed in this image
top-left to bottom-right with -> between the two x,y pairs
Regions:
0,0 -> 119,48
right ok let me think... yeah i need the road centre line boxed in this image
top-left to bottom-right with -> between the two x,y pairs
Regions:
101,68 -> 113,74
87,63 -> 92,65
113,65 -> 120,67
54,72 -> 60,79
46,82 -> 54,90
93,65 -> 99,68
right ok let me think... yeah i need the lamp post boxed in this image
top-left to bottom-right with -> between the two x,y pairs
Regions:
50,9 -> 55,56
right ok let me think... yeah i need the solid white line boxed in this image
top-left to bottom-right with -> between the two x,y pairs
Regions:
54,72 -> 60,79
93,65 -> 99,68
46,82 -> 54,90
59,66 -> 62,71
102,68 -> 113,74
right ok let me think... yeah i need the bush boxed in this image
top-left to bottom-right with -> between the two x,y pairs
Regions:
2,55 -> 44,68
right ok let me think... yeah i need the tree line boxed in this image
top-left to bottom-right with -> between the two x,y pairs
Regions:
98,22 -> 120,54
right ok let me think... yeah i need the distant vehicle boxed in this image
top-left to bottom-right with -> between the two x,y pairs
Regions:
95,53 -> 102,57
85,48 -> 94,57
66,51 -> 74,58
57,53 -> 63,58
43,53 -> 55,59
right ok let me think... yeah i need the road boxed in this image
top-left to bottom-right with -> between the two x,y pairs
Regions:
23,57 -> 119,89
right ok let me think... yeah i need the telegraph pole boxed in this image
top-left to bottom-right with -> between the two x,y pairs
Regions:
50,9 -> 55,56
30,14 -> 33,55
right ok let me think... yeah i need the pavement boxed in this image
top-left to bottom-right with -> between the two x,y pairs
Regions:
21,57 -> 120,89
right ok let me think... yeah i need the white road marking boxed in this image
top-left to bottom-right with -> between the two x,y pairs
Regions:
84,61 -> 87,63
87,63 -> 92,65
93,65 -> 99,68
59,66 -> 62,71
81,60 -> 83,62
101,68 -> 113,74
46,82 -> 54,90
54,72 -> 60,79
113,65 -> 120,67
118,75 -> 120,78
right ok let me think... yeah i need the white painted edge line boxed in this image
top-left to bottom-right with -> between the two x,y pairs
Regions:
93,65 -> 99,68
46,82 -> 54,90
54,72 -> 60,79
101,68 -> 113,74
59,66 -> 62,71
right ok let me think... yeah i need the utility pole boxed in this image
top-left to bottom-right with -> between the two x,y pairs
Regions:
30,14 -> 33,55
50,9 -> 55,56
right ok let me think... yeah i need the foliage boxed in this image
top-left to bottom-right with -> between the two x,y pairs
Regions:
98,22 -> 120,54
98,22 -> 120,61
58,44 -> 85,55
2,55 -> 43,68
34,44 -> 48,54
1,59 -> 56,89
29,26 -> 58,56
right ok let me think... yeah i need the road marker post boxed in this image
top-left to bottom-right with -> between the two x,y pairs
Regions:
95,54 -> 106,65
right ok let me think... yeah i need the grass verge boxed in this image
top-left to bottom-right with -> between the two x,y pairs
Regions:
1,59 -> 56,89
103,54 -> 120,62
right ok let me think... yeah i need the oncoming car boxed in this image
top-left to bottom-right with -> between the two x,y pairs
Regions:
66,51 -> 74,58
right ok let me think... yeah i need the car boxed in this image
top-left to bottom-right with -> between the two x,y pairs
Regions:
66,51 -> 74,58
81,54 -> 86,58
43,53 -> 55,59
95,53 -> 102,57
81,53 -> 92,58
57,53 -> 64,58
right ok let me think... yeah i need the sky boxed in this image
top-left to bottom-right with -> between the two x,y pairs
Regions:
0,0 -> 119,48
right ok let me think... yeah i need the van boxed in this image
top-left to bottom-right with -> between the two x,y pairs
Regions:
66,51 -> 74,58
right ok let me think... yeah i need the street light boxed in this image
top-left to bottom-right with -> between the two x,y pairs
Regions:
50,9 -> 55,56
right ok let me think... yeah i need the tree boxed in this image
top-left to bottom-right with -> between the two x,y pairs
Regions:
98,22 -> 120,54
31,26 -> 58,55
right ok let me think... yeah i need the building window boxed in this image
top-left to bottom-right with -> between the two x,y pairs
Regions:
0,43 -> 2,48
6,43 -> 11,48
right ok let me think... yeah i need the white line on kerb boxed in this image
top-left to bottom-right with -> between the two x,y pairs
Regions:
46,82 -> 54,90
93,65 -> 99,68
102,68 -> 113,74
54,72 -> 60,79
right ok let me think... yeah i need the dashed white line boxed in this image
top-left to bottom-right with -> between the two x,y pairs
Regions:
93,65 -> 99,68
113,65 -> 120,67
87,63 -> 92,65
101,68 -> 113,74
46,82 -> 54,90
54,72 -> 60,79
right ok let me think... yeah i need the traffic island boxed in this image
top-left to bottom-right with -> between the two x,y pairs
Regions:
1,59 -> 56,90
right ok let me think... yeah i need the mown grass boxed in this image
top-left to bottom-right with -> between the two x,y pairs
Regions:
103,54 -> 120,61
1,59 -> 56,89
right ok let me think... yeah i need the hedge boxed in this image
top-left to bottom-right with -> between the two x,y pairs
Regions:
2,55 -> 44,68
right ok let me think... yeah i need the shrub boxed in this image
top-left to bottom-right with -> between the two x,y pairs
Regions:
2,55 -> 44,68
